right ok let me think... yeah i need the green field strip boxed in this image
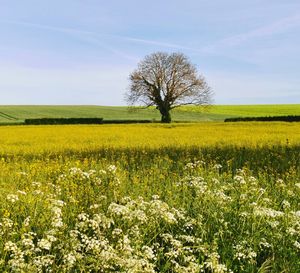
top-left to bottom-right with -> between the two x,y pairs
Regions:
0,105 -> 299,124
0,111 -> 18,121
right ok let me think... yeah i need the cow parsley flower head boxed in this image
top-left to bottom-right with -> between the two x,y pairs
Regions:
64,253 -> 76,267
6,194 -> 19,203
294,241 -> 300,250
107,165 -> 117,173
37,239 -> 52,250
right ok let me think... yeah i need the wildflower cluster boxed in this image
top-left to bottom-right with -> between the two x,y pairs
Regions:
0,162 -> 299,272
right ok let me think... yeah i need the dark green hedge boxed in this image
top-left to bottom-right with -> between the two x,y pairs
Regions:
24,118 -> 156,125
24,118 -> 103,125
224,115 -> 300,122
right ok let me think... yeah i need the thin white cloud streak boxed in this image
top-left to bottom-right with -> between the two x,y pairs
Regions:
113,35 -> 203,52
70,34 -> 140,62
108,13 -> 300,58
4,20 -> 94,35
206,13 -> 300,51
3,20 -> 206,56
3,20 -> 139,62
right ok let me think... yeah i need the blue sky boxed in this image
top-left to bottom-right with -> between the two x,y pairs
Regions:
0,0 -> 299,105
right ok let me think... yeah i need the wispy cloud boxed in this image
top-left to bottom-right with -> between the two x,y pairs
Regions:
4,20 -> 94,36
206,13 -> 300,51
2,20 -> 139,62
73,35 -> 139,62
113,35 -> 202,52
3,20 -> 207,56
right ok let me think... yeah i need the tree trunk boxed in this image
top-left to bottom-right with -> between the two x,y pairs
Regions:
160,107 -> 171,123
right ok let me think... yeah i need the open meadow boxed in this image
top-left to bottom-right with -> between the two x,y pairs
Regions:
0,122 -> 300,272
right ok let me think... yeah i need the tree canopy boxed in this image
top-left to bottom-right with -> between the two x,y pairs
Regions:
126,52 -> 212,122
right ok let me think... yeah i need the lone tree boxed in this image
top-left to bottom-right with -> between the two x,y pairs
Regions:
126,52 -> 212,123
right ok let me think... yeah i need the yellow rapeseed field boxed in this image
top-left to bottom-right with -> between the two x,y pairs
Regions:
0,122 -> 299,156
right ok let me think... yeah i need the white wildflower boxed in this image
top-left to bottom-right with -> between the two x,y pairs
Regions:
33,255 -> 54,268
50,199 -> 65,207
107,164 -> 117,173
184,160 -> 204,170
152,195 -> 160,200
3,218 -> 14,228
268,220 -> 280,228
294,241 -> 300,250
108,203 -> 130,217
234,175 -> 246,184
234,243 -> 257,263
132,209 -> 148,222
287,227 -> 297,236
259,238 -> 271,249
212,178 -> 220,184
78,212 -> 89,222
163,212 -> 177,224
248,176 -> 257,183
142,246 -> 155,260
89,204 -> 100,210
6,194 -> 19,203
185,162 -> 195,169
112,228 -> 123,237
52,218 -> 63,228
254,206 -> 284,218
33,190 -> 43,196
21,238 -> 35,250
99,169 -> 107,175
276,179 -> 284,184
64,253 -> 76,267
70,167 -> 81,174
240,211 -> 250,217
37,239 -> 52,250
93,213 -> 113,230
282,200 -> 291,209
46,234 -> 57,243
287,190 -> 295,197
32,181 -> 41,187
179,235 -> 196,243
294,211 -> 300,218
213,164 -> 222,170
4,241 -> 18,252
204,252 -> 230,273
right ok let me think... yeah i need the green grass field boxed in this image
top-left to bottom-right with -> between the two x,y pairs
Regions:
0,104 -> 299,124
180,104 -> 300,117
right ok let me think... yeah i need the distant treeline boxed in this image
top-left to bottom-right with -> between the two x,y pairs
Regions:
24,118 -> 154,125
225,115 -> 300,122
